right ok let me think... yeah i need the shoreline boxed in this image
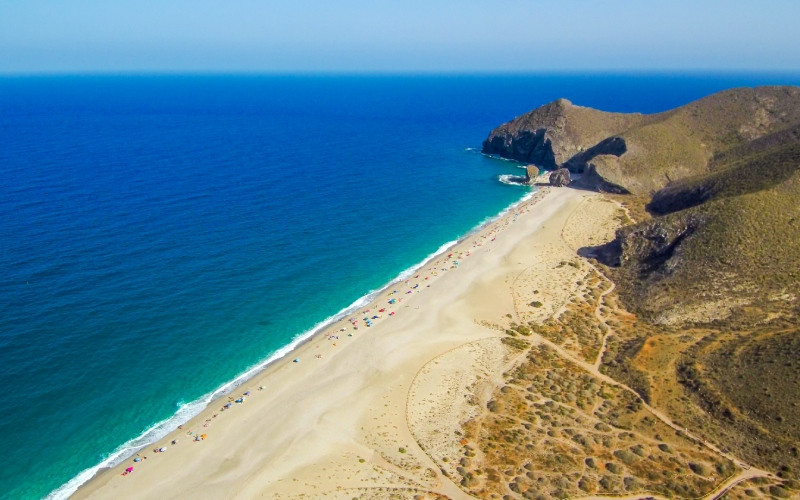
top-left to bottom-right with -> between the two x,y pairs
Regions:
71,183 -> 590,498
52,185 -> 541,500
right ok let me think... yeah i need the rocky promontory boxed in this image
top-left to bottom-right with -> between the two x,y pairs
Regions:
486,85 -> 800,327
483,87 -> 800,195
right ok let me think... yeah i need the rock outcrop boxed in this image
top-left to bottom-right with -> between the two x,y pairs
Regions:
524,165 -> 539,185
483,86 -> 800,195
548,168 -> 571,187
482,98 -> 638,174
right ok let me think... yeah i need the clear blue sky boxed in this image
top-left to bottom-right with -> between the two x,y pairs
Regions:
2,0 -> 799,73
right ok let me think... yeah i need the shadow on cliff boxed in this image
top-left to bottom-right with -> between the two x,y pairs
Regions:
577,238 -> 622,267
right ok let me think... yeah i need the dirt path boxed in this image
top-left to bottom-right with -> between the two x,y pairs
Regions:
517,295 -> 777,497
412,192 -> 776,500
557,195 -> 618,369
553,196 -> 777,492
706,468 -> 771,499
590,268 -> 615,369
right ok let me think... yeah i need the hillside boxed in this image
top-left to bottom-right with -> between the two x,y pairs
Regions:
607,127 -> 800,325
485,85 -> 800,326
483,86 -> 800,195
477,86 -> 800,493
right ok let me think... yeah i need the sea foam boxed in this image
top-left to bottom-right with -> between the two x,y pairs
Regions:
498,174 -> 529,186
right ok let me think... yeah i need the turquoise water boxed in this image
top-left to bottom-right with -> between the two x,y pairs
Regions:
1,73 -> 799,499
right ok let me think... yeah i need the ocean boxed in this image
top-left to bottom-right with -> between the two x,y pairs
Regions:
1,73 -> 798,499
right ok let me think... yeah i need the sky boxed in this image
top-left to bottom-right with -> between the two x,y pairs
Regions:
1,0 -> 800,73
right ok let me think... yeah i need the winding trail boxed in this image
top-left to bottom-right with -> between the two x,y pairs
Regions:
525,325 -> 775,480
554,197 -> 776,493
419,192 -> 776,499
590,269 -> 615,369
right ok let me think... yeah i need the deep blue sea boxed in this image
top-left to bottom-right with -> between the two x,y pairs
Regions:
1,73 -> 799,499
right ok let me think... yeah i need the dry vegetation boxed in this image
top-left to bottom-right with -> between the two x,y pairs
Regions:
593,301 -> 800,484
456,343 -> 737,499
720,476 -> 798,499
424,270 -> 799,499
676,328 -> 800,473
509,265 -> 611,363
606,86 -> 800,194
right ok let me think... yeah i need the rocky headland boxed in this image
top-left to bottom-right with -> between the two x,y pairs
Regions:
485,86 -> 800,325
477,85 -> 800,497
483,87 -> 800,195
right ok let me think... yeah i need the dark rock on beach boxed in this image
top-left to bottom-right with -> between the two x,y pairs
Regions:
549,168 -> 571,187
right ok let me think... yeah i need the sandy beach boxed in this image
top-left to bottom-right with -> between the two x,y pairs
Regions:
74,184 -> 621,499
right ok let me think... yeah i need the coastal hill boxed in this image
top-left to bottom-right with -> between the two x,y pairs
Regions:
484,86 -> 800,327
612,123 -> 800,325
480,86 -> 800,495
482,86 -> 800,195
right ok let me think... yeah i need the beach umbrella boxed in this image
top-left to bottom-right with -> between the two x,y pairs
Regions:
159,447 -> 167,452
201,434 -> 207,439
126,467 -> 134,472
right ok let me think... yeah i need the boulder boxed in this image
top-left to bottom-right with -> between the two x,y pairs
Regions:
549,168 -> 571,187
525,165 -> 539,184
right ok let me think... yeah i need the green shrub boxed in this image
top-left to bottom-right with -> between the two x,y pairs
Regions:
614,450 -> 639,465
688,462 -> 711,476
769,485 -> 791,498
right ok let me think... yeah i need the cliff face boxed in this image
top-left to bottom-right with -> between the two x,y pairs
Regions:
483,86 -> 800,196
482,98 -> 641,177
483,127 -> 557,169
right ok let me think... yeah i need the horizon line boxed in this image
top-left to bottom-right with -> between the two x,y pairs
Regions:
3,68 -> 800,78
